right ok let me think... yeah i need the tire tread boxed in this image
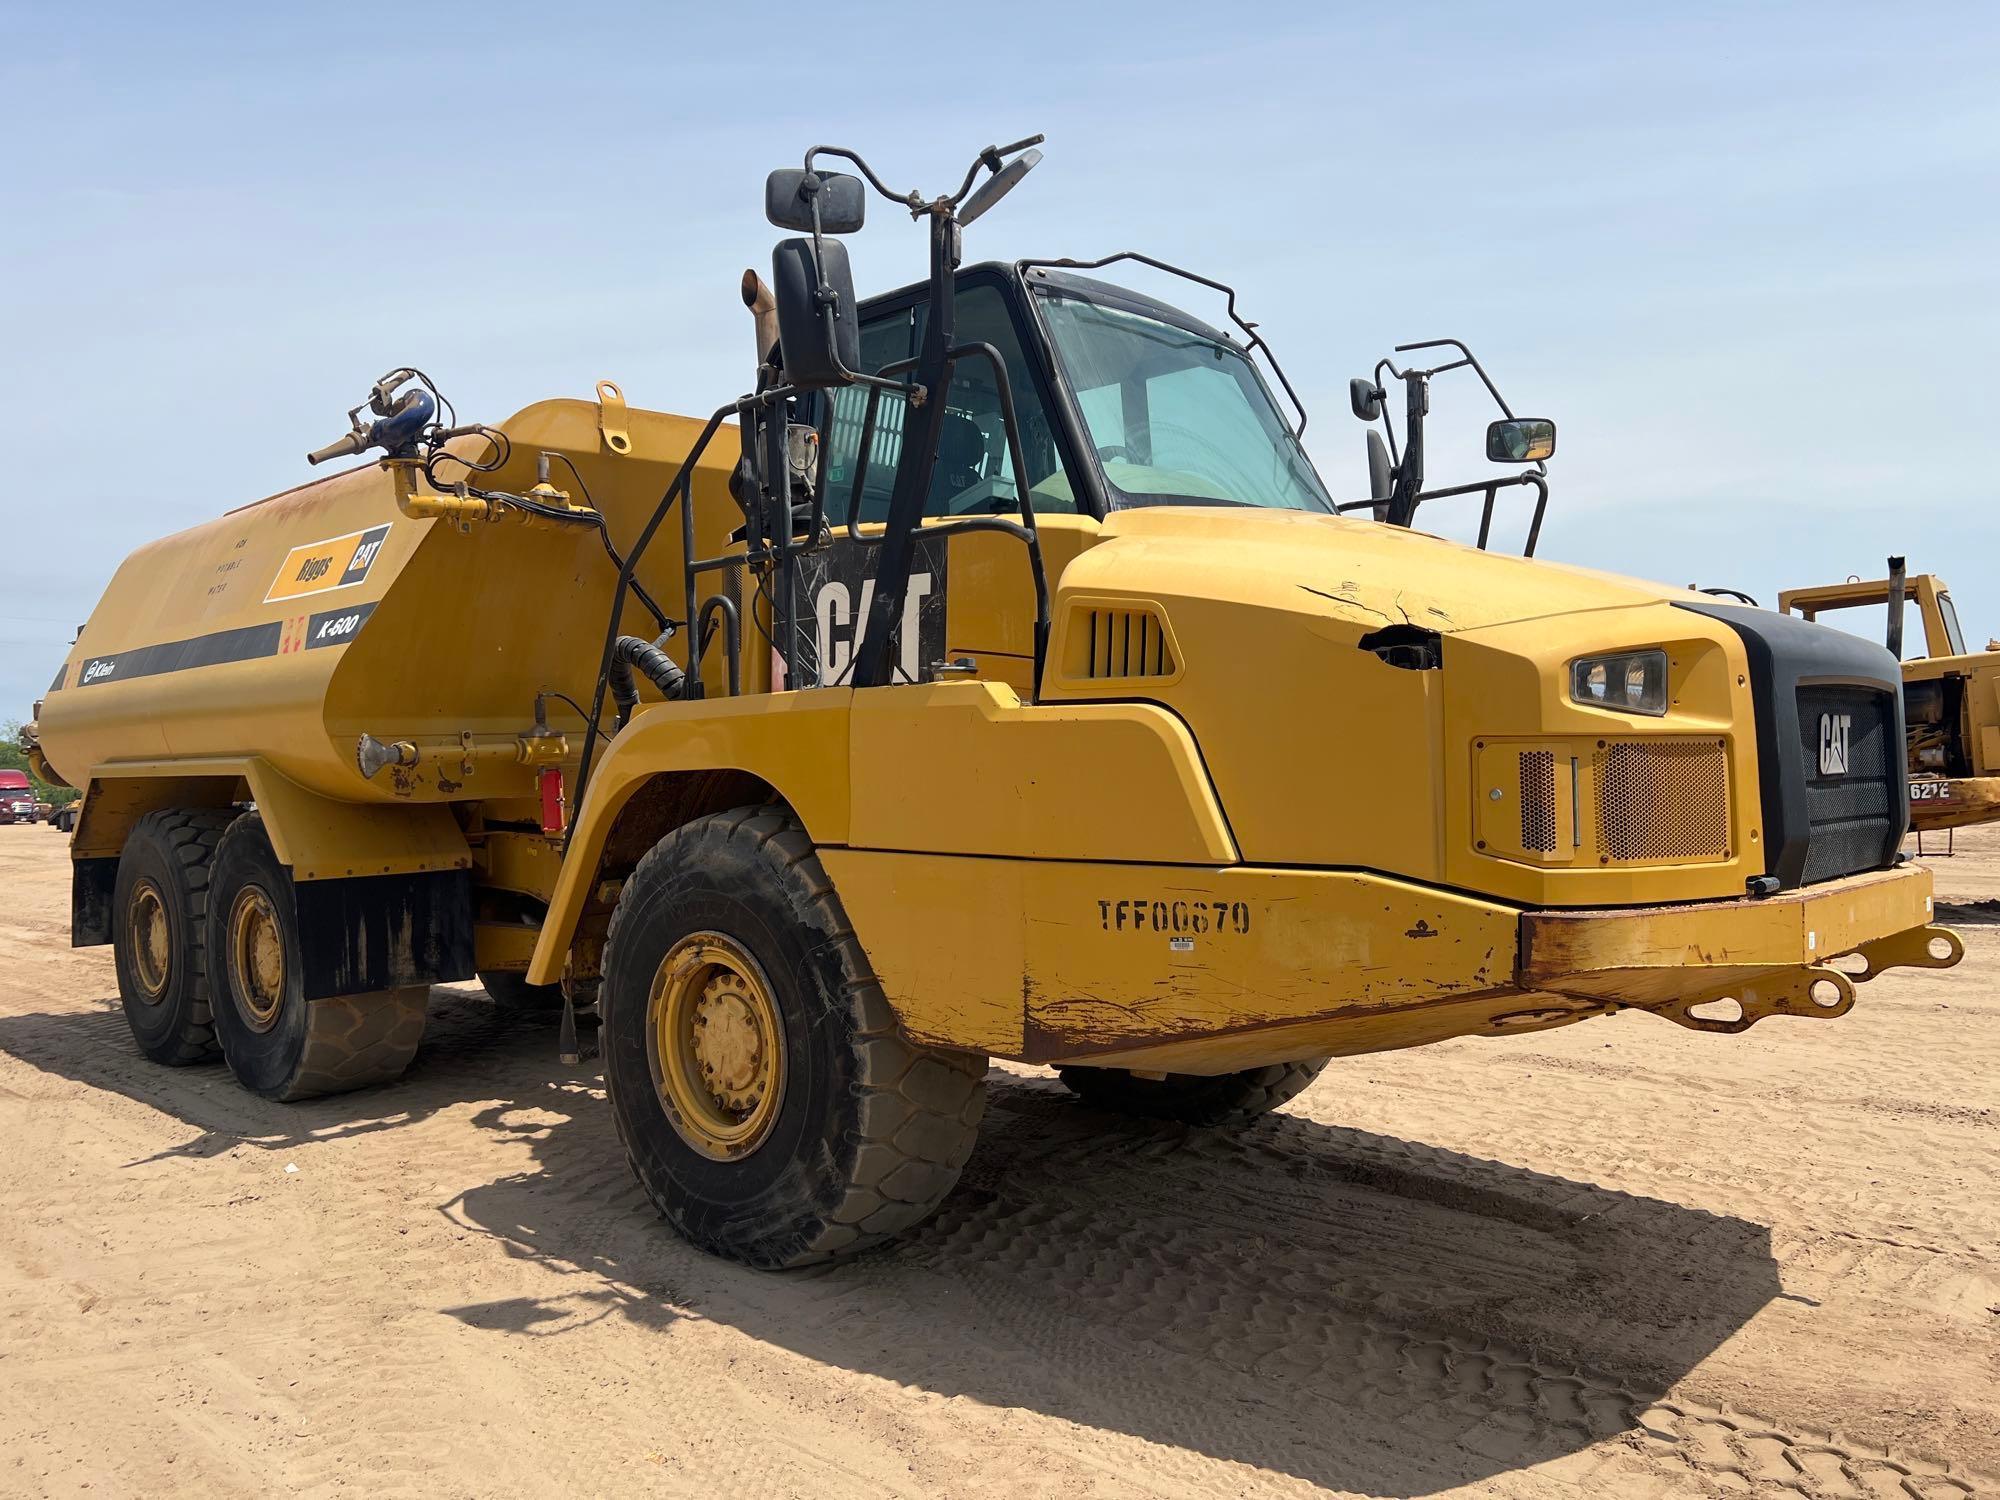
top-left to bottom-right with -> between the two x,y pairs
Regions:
123,807 -> 234,1064
603,805 -> 985,1267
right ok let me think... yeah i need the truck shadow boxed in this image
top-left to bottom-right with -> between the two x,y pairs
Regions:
0,983 -> 566,1162
442,1071 -> 1776,1496
0,989 -> 1777,1496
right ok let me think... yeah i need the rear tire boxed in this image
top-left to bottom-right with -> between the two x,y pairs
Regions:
111,808 -> 234,1065
206,813 -> 428,1101
1056,1058 -> 1330,1126
601,806 -> 985,1268
479,969 -> 564,1010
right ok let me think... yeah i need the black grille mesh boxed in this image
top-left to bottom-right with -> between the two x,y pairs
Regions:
1796,685 -> 1896,884
1595,740 -> 1731,862
1519,751 -> 1557,852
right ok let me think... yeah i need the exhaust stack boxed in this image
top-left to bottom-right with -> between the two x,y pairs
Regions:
1886,555 -> 1907,661
741,269 -> 779,374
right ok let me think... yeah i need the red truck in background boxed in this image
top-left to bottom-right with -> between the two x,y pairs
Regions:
0,769 -> 37,824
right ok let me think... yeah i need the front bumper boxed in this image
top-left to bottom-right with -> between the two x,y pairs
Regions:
829,849 -> 1960,1073
1909,775 -> 2000,833
1519,864 -> 1960,1033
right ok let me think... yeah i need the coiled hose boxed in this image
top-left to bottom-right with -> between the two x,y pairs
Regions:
607,635 -> 687,727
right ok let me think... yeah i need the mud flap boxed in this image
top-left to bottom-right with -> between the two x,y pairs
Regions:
72,857 -> 117,946
292,868 -> 474,1000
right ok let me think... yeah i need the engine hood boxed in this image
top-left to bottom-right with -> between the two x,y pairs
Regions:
1072,506 -> 1683,635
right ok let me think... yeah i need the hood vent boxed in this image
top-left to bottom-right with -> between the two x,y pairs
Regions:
1077,606 -> 1176,680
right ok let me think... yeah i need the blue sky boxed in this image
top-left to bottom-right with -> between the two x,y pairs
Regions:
3,2 -> 1996,716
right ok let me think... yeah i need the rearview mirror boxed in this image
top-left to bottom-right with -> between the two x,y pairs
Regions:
765,169 -> 866,234
960,148 -> 1041,227
1366,430 -> 1393,503
1349,378 -> 1382,423
770,236 -> 860,388
1486,417 -> 1555,463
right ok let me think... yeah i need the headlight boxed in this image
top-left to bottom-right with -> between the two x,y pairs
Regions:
1570,649 -> 1668,716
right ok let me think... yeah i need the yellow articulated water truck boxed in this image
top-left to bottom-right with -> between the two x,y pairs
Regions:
25,139 -> 1962,1267
1780,561 -> 2000,834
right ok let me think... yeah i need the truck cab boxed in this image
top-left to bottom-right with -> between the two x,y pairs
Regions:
0,769 -> 37,824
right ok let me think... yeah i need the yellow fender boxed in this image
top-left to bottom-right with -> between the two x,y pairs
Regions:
525,691 -> 858,985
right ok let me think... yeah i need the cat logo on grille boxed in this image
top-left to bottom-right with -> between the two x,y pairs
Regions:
1817,712 -> 1851,776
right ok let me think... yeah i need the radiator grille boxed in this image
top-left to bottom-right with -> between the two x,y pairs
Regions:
1082,608 -> 1175,679
1519,751 -> 1557,852
1595,740 -> 1730,863
1796,685 -> 1896,884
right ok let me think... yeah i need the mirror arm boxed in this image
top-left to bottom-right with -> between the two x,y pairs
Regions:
1394,338 -> 1542,473
803,145 -> 923,212
1395,337 -> 1505,400
803,267 -> 917,396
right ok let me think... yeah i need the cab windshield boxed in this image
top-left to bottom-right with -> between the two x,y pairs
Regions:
1036,289 -> 1335,513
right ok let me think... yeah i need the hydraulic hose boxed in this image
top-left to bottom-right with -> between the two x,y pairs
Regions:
607,634 -> 687,727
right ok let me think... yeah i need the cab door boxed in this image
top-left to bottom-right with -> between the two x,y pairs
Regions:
801,276 -> 1097,697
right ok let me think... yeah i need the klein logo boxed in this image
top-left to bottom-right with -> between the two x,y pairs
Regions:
81,658 -> 117,683
1817,712 -> 1852,776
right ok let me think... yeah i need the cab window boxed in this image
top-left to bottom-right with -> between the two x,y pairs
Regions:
822,285 -> 1079,524
1939,592 -> 1968,656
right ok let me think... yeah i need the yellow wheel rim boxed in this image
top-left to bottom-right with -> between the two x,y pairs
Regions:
647,933 -> 785,1161
227,887 -> 287,1033
128,880 -> 171,1002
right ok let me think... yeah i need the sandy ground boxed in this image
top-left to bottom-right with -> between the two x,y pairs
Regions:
0,826 -> 1994,1500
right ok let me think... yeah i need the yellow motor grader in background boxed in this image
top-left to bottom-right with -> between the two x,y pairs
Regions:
26,137 -> 1962,1268
1780,561 -> 2000,835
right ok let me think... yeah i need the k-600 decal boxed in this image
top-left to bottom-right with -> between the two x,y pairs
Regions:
74,602 -> 377,686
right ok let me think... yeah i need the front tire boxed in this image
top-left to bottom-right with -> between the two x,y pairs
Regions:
1056,1058 -> 1330,1126
601,806 -> 985,1268
206,813 -> 428,1101
111,808 -> 234,1064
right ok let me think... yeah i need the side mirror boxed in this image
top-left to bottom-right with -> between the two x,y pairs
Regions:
1365,430 -> 1393,503
770,236 -> 860,389
1349,378 -> 1383,423
1486,418 -> 1556,463
960,148 -> 1041,227
765,169 -> 866,234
